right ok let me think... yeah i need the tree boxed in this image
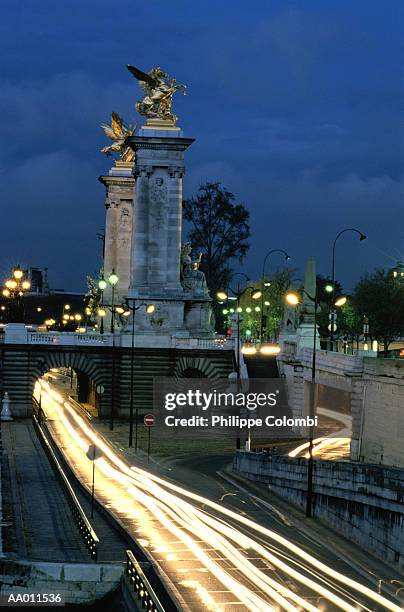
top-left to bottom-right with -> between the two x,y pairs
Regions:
183,182 -> 250,295
335,301 -> 363,348
352,269 -> 404,356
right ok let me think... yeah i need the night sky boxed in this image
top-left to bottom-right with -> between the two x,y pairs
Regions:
1,1 -> 402,292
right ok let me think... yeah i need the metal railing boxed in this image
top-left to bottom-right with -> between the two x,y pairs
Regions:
125,550 -> 165,611
32,402 -> 99,560
67,395 -> 94,421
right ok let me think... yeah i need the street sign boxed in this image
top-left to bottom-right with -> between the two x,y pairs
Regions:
328,323 -> 337,332
144,414 -> 154,460
96,384 -> 105,395
144,414 -> 155,427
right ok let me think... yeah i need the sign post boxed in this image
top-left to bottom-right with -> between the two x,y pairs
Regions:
86,444 -> 102,518
143,414 -> 155,460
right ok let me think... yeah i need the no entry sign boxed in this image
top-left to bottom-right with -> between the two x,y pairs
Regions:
144,414 -> 155,427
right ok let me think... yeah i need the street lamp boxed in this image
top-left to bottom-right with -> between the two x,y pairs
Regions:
2,266 -> 31,322
217,275 -> 261,379
124,300 -> 156,449
98,277 -> 107,334
108,269 -> 119,334
260,249 -> 291,343
286,288 -> 347,518
97,270 -> 119,431
217,272 -> 261,449
329,228 -> 366,350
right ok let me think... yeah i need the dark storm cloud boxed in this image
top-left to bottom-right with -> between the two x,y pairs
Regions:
0,0 -> 402,290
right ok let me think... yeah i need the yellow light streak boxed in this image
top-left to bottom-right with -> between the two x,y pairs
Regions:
37,378 -> 402,612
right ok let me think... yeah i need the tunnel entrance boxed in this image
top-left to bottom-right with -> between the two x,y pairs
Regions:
42,367 -> 100,417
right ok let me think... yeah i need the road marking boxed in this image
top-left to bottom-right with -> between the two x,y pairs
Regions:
217,471 -> 293,527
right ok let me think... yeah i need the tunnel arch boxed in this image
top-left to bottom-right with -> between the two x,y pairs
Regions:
174,355 -> 220,379
31,351 -> 108,417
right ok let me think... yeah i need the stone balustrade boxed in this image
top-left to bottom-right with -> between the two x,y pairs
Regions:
27,332 -> 114,346
0,324 -> 233,351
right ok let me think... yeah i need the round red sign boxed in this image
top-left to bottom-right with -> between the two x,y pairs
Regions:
144,414 -> 155,427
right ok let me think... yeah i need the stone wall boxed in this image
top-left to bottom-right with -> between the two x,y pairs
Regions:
0,343 -> 234,417
0,560 -> 123,605
234,451 -> 404,569
359,358 -> 404,467
278,344 -> 404,468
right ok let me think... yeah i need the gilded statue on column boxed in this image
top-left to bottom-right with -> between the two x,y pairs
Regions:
100,112 -> 136,162
127,64 -> 186,124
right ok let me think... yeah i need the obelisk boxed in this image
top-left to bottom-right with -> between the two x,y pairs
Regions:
296,256 -> 320,351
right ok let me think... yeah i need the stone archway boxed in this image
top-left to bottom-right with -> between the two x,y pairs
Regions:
174,355 -> 214,379
31,350 -> 109,418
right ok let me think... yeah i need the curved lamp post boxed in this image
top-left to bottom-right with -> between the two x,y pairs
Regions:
330,228 -> 366,350
260,249 -> 291,342
217,272 -> 261,450
123,300 -> 156,450
286,289 -> 347,518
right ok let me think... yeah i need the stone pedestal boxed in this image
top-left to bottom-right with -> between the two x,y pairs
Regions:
126,120 -> 212,337
4,323 -> 28,344
99,160 -> 135,309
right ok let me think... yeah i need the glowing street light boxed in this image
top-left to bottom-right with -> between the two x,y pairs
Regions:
216,291 -> 228,301
241,345 -> 257,355
260,344 -> 281,355
251,290 -> 262,300
285,292 -> 300,306
334,296 -> 347,307
13,267 -> 24,280
108,270 -> 119,286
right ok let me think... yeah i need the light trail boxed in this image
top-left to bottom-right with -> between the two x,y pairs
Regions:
131,470 -> 401,612
34,378 -> 402,611
289,407 -> 352,460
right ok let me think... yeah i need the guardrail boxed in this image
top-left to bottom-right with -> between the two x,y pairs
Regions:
32,401 -> 99,560
125,550 -> 165,611
67,395 -> 94,421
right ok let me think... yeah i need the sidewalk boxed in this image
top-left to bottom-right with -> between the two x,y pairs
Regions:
2,419 -> 89,561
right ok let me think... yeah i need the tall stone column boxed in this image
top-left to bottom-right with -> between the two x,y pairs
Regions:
99,160 -> 135,307
126,122 -> 194,335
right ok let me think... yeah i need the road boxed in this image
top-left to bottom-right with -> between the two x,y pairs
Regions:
289,407 -> 351,460
34,377 -> 403,611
